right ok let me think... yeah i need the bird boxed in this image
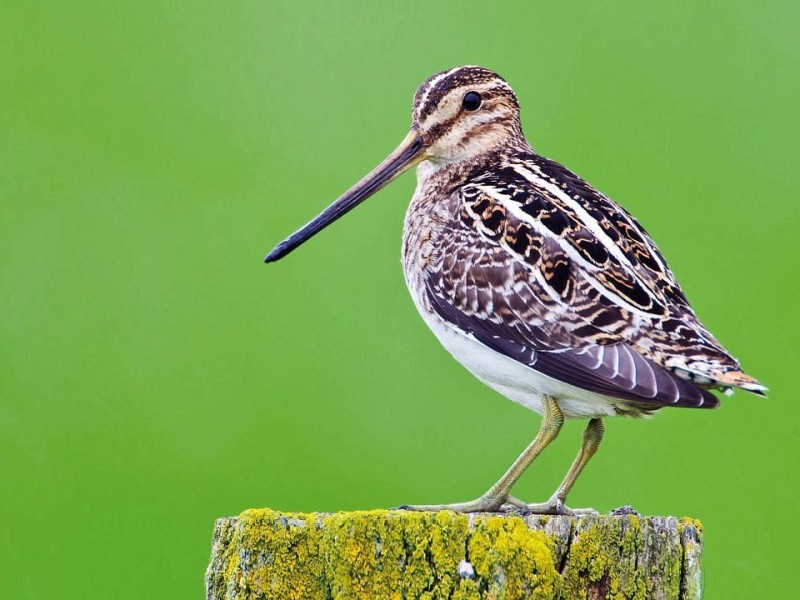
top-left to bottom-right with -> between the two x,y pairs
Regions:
264,66 -> 765,515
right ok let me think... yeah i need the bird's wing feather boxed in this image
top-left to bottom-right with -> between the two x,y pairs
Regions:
443,154 -> 752,386
424,280 -> 718,408
418,153 -> 760,406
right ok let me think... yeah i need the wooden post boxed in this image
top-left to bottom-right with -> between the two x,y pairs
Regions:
206,508 -> 702,599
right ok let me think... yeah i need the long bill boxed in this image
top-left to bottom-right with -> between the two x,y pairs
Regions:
264,128 -> 427,263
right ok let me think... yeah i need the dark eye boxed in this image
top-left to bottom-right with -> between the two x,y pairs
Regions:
462,91 -> 482,111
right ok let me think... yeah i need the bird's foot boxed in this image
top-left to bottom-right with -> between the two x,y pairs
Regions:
397,493 -> 514,514
508,495 -> 597,516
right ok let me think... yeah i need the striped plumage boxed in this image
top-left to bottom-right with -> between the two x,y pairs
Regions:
266,65 -> 765,513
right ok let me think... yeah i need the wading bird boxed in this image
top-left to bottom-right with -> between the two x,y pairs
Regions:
265,66 -> 764,514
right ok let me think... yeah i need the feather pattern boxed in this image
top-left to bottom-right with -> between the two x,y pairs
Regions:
393,66 -> 765,415
404,141 -> 764,412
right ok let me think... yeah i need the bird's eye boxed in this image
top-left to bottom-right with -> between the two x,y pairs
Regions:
462,91 -> 482,111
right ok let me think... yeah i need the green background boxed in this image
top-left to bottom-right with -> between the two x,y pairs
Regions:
2,1 -> 798,597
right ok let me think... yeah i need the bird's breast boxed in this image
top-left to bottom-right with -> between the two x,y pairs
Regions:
401,164 -> 462,304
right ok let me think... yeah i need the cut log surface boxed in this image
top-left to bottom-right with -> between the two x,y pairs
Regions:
205,508 -> 703,600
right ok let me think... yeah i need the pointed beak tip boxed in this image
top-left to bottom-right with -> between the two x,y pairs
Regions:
263,244 -> 285,264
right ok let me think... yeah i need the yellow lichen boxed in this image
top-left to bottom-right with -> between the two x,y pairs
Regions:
467,515 -> 560,600
223,508 -> 328,599
678,517 -> 703,600
207,510 -> 696,600
678,517 -> 703,535
208,509 -> 561,599
561,515 -> 648,600
322,509 -> 469,598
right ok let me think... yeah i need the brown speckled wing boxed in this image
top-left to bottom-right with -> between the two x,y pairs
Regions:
421,153 -> 750,407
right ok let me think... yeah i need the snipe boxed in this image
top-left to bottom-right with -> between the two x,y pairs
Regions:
265,66 -> 765,514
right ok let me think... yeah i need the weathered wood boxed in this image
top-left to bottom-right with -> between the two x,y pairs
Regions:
205,508 -> 702,600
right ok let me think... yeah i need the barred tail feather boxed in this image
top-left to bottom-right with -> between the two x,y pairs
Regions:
715,370 -> 768,396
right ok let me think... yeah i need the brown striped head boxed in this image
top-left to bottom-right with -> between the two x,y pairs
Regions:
412,66 -> 523,163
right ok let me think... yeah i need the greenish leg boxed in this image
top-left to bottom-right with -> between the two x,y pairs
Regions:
400,397 -> 564,513
513,417 -> 605,516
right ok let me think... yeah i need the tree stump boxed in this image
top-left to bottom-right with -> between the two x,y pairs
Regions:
205,508 -> 702,600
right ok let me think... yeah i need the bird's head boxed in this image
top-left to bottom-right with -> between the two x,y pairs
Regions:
412,66 -> 523,164
265,66 -> 521,263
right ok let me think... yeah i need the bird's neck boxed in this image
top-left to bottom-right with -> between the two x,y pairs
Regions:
419,139 -> 533,185
424,137 -> 532,172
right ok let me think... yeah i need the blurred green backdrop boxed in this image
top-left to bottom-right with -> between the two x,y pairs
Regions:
2,1 -> 798,597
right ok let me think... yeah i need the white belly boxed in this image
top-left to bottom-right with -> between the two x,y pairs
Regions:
416,305 -> 629,419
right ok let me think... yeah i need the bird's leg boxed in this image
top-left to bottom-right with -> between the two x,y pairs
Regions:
400,397 -> 563,513
521,417 -> 605,515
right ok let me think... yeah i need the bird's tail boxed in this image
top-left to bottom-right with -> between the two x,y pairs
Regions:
715,370 -> 768,397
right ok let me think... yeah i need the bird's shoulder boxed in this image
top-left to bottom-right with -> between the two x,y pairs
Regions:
456,151 -> 689,316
